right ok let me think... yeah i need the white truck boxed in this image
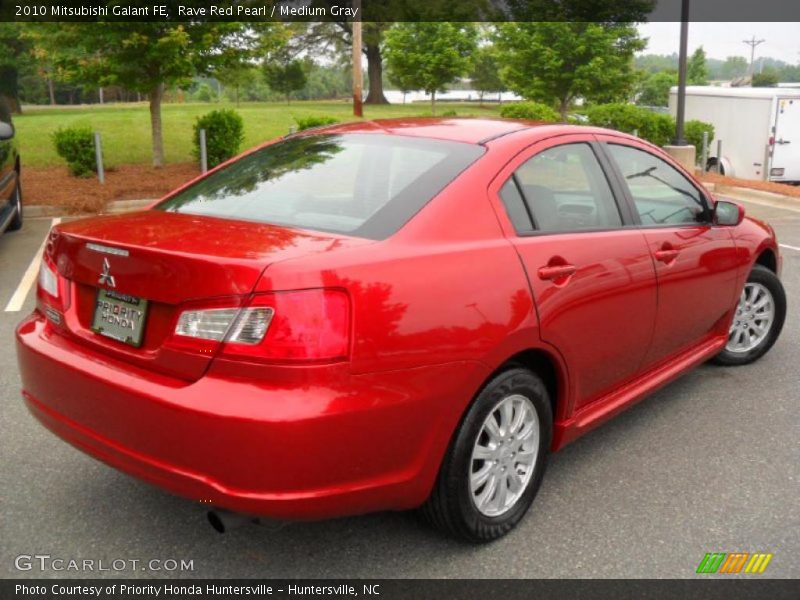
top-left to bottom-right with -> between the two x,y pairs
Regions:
669,86 -> 800,183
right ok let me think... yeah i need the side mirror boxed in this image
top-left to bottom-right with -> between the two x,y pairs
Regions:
713,200 -> 744,226
0,122 -> 14,140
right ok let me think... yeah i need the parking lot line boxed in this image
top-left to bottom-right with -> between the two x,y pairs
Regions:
3,218 -> 61,313
779,244 -> 800,252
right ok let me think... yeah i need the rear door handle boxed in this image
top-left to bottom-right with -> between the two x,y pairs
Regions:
654,248 -> 679,263
538,264 -> 577,281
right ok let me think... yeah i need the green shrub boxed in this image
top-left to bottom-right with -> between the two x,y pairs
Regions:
500,101 -> 559,123
684,119 -> 715,157
294,115 -> 339,131
52,126 -> 96,177
440,109 -> 458,117
585,103 -> 674,147
193,109 -> 245,168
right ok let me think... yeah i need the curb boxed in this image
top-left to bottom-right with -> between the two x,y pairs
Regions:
24,198 -> 155,219
713,185 -> 798,204
103,198 -> 155,214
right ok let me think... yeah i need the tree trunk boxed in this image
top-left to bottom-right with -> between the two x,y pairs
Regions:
364,43 -> 388,105
431,90 -> 436,116
149,84 -> 165,168
558,97 -> 570,122
48,78 -> 55,105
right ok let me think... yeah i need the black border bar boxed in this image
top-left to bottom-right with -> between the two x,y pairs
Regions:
4,579 -> 800,600
3,0 -> 800,22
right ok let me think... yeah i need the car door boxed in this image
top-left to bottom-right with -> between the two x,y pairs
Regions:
600,138 -> 739,369
490,135 -> 658,411
0,103 -> 15,217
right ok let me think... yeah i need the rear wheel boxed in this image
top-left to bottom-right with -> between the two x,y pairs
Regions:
8,178 -> 22,231
713,265 -> 786,366
421,367 -> 552,543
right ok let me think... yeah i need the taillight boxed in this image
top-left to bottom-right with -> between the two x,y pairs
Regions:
36,253 -> 69,319
38,255 -> 59,299
171,288 -> 350,363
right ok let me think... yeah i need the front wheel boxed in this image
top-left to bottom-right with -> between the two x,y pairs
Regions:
420,367 -> 552,543
713,264 -> 786,366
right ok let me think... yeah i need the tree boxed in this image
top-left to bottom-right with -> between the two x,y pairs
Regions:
0,24 -> 33,113
311,0 -> 494,104
294,20 -> 391,105
496,22 -> 645,121
637,70 -> 677,106
384,23 -> 477,115
216,63 -> 256,107
719,56 -> 749,81
263,59 -> 307,104
42,20 -> 249,166
687,46 -> 709,85
635,53 -> 678,74
752,68 -> 779,87
470,45 -> 505,105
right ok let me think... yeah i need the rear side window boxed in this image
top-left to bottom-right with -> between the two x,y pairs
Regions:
157,133 -> 484,240
509,143 -> 622,233
499,178 -> 534,233
607,144 -> 708,225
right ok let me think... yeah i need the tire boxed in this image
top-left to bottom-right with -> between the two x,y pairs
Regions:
421,367 -> 552,543
713,264 -> 786,366
7,178 -> 22,232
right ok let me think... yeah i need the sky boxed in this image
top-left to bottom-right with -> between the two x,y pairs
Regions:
638,22 -> 800,63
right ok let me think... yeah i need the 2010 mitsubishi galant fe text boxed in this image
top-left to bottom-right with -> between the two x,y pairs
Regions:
16,119 -> 786,542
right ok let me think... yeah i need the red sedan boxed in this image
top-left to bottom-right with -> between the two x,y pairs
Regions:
16,119 -> 786,542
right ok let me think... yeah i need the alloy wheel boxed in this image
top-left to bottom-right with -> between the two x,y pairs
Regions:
726,282 -> 774,353
469,394 -> 539,517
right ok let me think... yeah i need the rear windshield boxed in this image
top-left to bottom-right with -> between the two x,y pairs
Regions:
156,133 -> 484,239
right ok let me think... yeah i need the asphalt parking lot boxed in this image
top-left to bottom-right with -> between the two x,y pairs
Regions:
1,195 -> 798,580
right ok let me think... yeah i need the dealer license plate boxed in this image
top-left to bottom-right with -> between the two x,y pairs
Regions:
91,289 -> 149,347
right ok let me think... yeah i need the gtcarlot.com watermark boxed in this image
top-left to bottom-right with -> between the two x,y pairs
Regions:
14,554 -> 194,573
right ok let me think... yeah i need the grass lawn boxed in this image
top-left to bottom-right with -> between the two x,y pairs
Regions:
15,100 -> 502,169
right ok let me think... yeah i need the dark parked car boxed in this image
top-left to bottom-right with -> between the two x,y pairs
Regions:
0,102 -> 22,235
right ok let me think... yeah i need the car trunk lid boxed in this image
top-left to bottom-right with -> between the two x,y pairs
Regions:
48,210 -> 370,381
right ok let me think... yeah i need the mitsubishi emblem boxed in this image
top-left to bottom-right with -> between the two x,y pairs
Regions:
98,257 -> 116,288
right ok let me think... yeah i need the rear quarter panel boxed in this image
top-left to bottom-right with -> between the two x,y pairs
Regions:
255,155 -> 540,376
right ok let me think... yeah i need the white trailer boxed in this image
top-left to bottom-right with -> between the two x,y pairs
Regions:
669,86 -> 800,183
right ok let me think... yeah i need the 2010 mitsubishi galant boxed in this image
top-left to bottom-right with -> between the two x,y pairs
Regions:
16,119 -> 786,542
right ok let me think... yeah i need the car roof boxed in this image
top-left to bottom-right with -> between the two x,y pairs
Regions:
312,117 -> 543,144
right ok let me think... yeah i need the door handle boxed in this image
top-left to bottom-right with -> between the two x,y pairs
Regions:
776,138 -> 791,145
654,248 -> 679,264
538,264 -> 577,281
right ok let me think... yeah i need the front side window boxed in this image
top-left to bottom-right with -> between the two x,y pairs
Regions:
157,133 -> 484,240
607,144 -> 708,226
509,143 -> 622,233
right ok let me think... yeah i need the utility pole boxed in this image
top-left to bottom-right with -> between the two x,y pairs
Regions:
351,0 -> 363,118
743,36 -> 766,76
673,0 -> 690,146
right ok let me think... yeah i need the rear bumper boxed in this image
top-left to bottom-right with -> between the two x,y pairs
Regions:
16,312 -> 485,520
